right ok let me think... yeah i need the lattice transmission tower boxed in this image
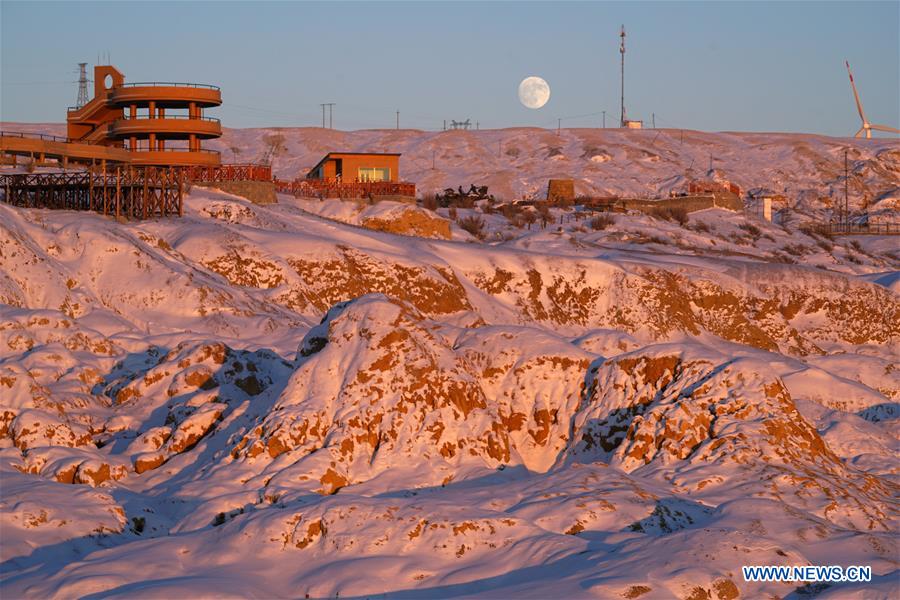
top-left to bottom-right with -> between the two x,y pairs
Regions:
76,63 -> 90,109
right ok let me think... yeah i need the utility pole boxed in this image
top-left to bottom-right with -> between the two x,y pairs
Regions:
327,103 -> 335,129
602,110 -> 606,129
708,153 -> 713,174
557,118 -> 561,136
320,104 -> 326,128
443,119 -> 446,131
844,148 -> 849,226
652,113 -> 656,129
396,110 -> 400,130
619,25 -> 626,127
476,121 -> 479,130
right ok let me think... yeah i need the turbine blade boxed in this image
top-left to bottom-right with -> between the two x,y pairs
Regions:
845,61 -> 868,124
854,127 -> 865,138
869,124 -> 900,134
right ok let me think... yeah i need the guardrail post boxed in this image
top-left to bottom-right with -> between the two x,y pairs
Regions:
115,167 -> 120,218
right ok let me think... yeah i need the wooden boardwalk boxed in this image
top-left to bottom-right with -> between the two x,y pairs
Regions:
0,167 -> 184,219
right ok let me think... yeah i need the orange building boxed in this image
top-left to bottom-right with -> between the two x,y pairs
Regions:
306,152 -> 400,182
66,65 -> 222,166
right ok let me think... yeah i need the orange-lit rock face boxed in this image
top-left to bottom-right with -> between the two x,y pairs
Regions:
1,176 -> 898,599
227,295 -> 593,485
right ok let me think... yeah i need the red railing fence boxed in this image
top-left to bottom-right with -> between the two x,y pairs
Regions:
274,178 -> 416,199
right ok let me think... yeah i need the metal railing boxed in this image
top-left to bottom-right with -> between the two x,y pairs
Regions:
119,82 -> 220,90
823,222 -> 900,235
0,130 -> 106,146
127,147 -> 220,154
117,115 -> 220,123
1,130 -> 70,143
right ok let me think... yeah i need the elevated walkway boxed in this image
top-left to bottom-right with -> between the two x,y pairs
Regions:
1,168 -> 184,219
0,131 -> 132,166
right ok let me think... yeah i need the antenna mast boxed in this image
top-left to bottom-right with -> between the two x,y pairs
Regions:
619,25 -> 626,127
76,63 -> 89,109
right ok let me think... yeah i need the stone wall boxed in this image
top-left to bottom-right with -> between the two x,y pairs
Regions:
194,180 -> 277,205
620,194 -> 743,213
372,194 -> 416,204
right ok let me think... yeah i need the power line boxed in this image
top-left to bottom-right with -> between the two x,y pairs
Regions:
1,81 -> 78,86
228,103 -> 318,119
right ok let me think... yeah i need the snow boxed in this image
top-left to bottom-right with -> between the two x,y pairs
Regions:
1,126 -> 898,598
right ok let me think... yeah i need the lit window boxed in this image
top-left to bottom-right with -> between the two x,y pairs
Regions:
358,167 -> 390,182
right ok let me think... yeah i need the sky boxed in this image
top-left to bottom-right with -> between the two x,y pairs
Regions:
1,1 -> 898,136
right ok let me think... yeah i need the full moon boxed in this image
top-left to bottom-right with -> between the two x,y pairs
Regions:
518,76 -> 550,109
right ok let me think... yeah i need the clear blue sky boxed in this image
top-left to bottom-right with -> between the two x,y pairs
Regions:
2,1 -> 898,136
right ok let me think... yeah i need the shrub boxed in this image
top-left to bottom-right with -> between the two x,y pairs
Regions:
590,214 -> 616,230
691,220 -> 712,233
130,517 -> 145,534
650,206 -> 689,226
815,238 -> 834,252
421,193 -> 438,211
536,204 -> 552,229
771,252 -> 797,264
457,214 -> 486,239
522,211 -> 537,230
668,206 -> 689,226
738,222 -> 762,237
781,243 -> 810,256
798,224 -> 821,238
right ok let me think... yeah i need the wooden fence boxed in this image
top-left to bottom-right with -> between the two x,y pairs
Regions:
821,222 -> 900,236
274,178 -> 416,199
186,164 -> 272,183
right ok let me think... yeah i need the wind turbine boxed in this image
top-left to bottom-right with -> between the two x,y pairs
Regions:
845,61 -> 900,138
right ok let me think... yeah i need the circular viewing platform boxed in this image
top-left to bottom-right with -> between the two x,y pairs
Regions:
128,148 -> 221,167
107,82 -> 222,108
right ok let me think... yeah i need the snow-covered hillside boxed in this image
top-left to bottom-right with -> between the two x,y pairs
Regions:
1,128 -> 899,598
6,123 -> 899,208
0,124 -> 900,600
